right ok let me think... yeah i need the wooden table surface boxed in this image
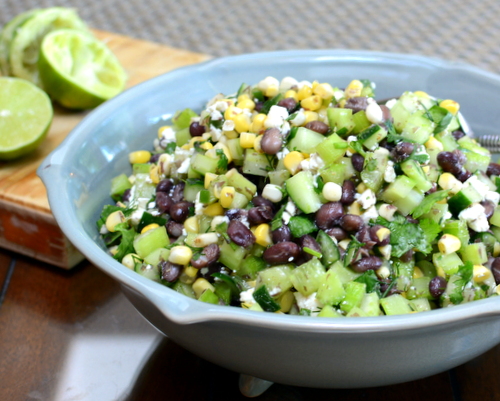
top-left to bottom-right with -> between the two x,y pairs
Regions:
0,248 -> 499,401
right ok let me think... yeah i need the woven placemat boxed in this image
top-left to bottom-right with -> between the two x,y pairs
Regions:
2,0 -> 500,75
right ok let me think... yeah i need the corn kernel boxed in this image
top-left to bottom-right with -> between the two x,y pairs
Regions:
254,134 -> 264,153
109,245 -> 119,256
237,93 -> 250,102
473,265 -> 491,283
313,82 -> 335,99
240,132 -> 257,148
224,105 -> 241,120
414,91 -> 430,98
356,182 -> 367,194
262,184 -> 283,203
344,79 -> 363,98
149,165 -> 160,184
250,113 -> 267,133
425,136 -> 444,152
181,144 -> 191,150
220,186 -> 236,208
192,278 -> 216,298
200,141 -> 214,150
279,291 -> 295,313
300,95 -> 322,111
376,264 -> 391,278
237,98 -> 255,111
192,233 -> 219,247
157,125 -> 172,138
436,265 -> 446,278
297,85 -> 313,101
284,151 -> 305,175
413,266 -> 424,279
338,239 -> 351,250
284,89 -> 298,101
378,245 -> 392,261
184,265 -> 199,279
169,246 -> 193,265
121,253 -> 141,270
438,234 -> 461,254
495,285 -> 500,296
303,110 -> 319,124
106,210 -> 125,232
233,113 -> 252,133
439,99 -> 460,115
204,172 -> 218,189
438,172 -> 463,194
348,201 -> 362,216
204,202 -> 224,216
158,153 -> 172,176
129,150 -> 151,164
375,227 -> 391,243
184,216 -> 199,233
254,224 -> 273,247
265,85 -> 279,97
322,181 -> 342,201
141,223 -> 160,234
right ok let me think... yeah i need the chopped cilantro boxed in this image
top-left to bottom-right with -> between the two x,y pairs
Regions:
426,105 -> 453,134
137,212 -> 167,232
354,270 -> 381,295
112,222 -> 137,261
164,142 -> 177,154
271,202 -> 287,231
448,262 -> 473,305
260,93 -> 284,115
216,149 -> 229,172
412,190 -> 450,219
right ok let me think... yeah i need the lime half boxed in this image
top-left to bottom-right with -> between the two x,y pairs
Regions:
8,7 -> 88,87
38,29 -> 127,109
0,77 -> 53,160
0,8 -> 41,76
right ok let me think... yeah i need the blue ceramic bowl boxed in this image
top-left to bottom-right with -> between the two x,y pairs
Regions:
38,50 -> 500,389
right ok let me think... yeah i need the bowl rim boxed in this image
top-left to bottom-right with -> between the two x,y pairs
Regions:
38,48 -> 500,332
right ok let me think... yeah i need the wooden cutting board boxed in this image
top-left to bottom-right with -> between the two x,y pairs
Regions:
0,30 -> 210,269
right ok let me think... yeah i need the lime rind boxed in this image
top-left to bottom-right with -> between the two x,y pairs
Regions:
0,77 -> 53,160
8,7 -> 88,87
0,9 -> 41,76
38,29 -> 127,109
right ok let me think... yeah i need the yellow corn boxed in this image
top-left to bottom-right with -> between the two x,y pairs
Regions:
220,186 -> 236,208
168,246 -> 193,265
233,113 -> 252,133
237,98 -> 255,111
297,85 -> 313,101
121,253 -> 141,270
438,234 -> 461,254
204,202 -> 224,216
438,172 -> 463,194
356,182 -> 367,193
414,91 -> 430,98
204,172 -> 218,189
344,79 -> 363,98
254,224 -> 273,247
149,165 -> 160,184
192,278 -> 216,299
129,150 -> 151,164
181,144 -> 191,150
413,266 -> 424,279
436,265 -> 446,278
141,223 -> 160,234
279,291 -> 295,313
224,105 -> 240,120
105,210 -> 125,232
300,95 -> 322,111
183,265 -> 199,279
473,265 -> 492,283
264,85 -> 279,97
424,136 -> 444,152
439,99 -> 460,115
251,113 -> 267,133
157,125 -> 172,138
240,132 -> 257,148
347,201 -> 362,216
214,143 -> 233,163
284,151 -> 305,175
184,216 -> 199,233
303,110 -> 319,124
192,233 -> 219,247
200,141 -> 213,150
284,89 -> 298,101
313,82 -> 335,99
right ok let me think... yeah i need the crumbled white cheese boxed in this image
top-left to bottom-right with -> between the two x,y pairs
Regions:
264,105 -> 289,129
385,98 -> 398,109
361,205 -> 379,223
356,189 -> 377,209
458,203 -> 490,232
282,199 -> 298,224
176,157 -> 190,174
130,208 -> 145,226
464,175 -> 490,201
378,203 -> 397,221
384,160 -> 396,183
222,119 -> 235,131
194,192 -> 204,215
239,288 -> 256,305
289,110 -> 306,126
279,76 -> 299,92
159,126 -> 177,143
333,90 -> 345,102
300,153 -> 325,174
257,76 -> 280,92
276,147 -> 290,160
485,191 -> 500,205
294,292 -> 323,314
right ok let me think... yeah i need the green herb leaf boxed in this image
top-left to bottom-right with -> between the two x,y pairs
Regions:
137,212 -> 167,232
210,119 -> 224,129
336,127 -> 349,137
426,105 -> 453,134
288,215 -> 317,238
412,190 -> 450,219
271,203 -> 287,231
349,140 -> 366,157
216,149 -> 229,173
303,247 -> 322,258
260,93 -> 284,115
112,223 -> 137,261
418,218 -> 442,254
448,261 -> 473,305
164,142 -> 177,154
354,270 -> 380,294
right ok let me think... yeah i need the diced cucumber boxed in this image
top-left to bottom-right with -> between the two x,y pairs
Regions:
400,159 -> 432,192
408,298 -> 432,312
134,263 -> 160,282
327,107 -> 355,134
360,150 -> 388,192
190,153 -> 219,175
226,137 -> 245,163
421,202 -> 449,224
238,255 -> 267,279
287,126 -> 325,154
268,169 -> 290,186
315,133 -> 348,164
359,292 -> 381,316
329,261 -> 361,283
380,294 -> 412,315
432,252 -> 462,276
460,243 -> 488,265
406,277 -> 432,300
490,206 -> 500,227
316,269 -> 345,306
256,264 -> 294,295
144,247 -> 170,267
226,168 -> 257,200
320,157 -> 355,184
317,305 -> 343,317
381,175 -> 416,203
132,163 -> 150,174
447,185 -> 482,215
133,173 -> 156,200
352,110 -> 371,134
400,111 -> 434,144
286,171 -> 322,213
173,108 -> 198,129
443,219 -> 470,248
219,241 -> 246,271
316,230 -> 340,266
199,288 -> 220,304
290,258 -> 326,296
110,174 -> 132,201
462,149 -> 491,173
288,215 -> 317,238
172,281 -> 196,299
242,149 -> 271,177
340,281 -> 366,313
435,130 -> 458,151
175,127 -> 191,147
393,188 -> 424,216
133,226 -> 169,258
183,179 -> 205,202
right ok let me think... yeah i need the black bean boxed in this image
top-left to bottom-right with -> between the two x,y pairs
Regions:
263,241 -> 300,265
254,101 -> 264,113
156,192 -> 174,214
315,202 -> 344,230
456,170 -> 472,183
406,216 -> 419,224
344,97 -> 368,113
451,130 -> 465,140
122,188 -> 131,202
277,97 -> 297,113
272,225 -> 292,243
226,208 -> 248,221
189,121 -> 206,136
369,224 -> 390,246
227,220 -> 255,247
426,183 -> 437,195
325,227 -> 348,241
170,201 -> 192,222
260,128 -> 283,155
166,220 -> 184,238
437,151 -> 463,176
339,214 -> 364,232
481,200 -> 495,219
340,180 -> 356,205
392,142 -> 414,163
429,276 -> 448,298
150,153 -> 161,163
452,149 -> 467,166
351,256 -> 383,273
156,179 -> 173,193
400,249 -> 414,263
171,182 -> 185,203
252,195 -> 275,210
160,261 -> 182,282
191,243 -> 220,269
248,206 -> 274,226
380,105 -> 392,121
304,120 -> 330,135
487,162 -> 500,177
491,258 -> 500,285
297,234 -> 322,263
380,278 -> 401,296
351,154 -> 365,172
355,226 -> 376,249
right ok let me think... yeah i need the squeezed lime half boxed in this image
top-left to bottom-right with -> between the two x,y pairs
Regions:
38,29 -> 127,109
0,77 -> 53,160
7,7 -> 88,87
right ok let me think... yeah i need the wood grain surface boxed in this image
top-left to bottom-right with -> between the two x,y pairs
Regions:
0,30 -> 209,269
